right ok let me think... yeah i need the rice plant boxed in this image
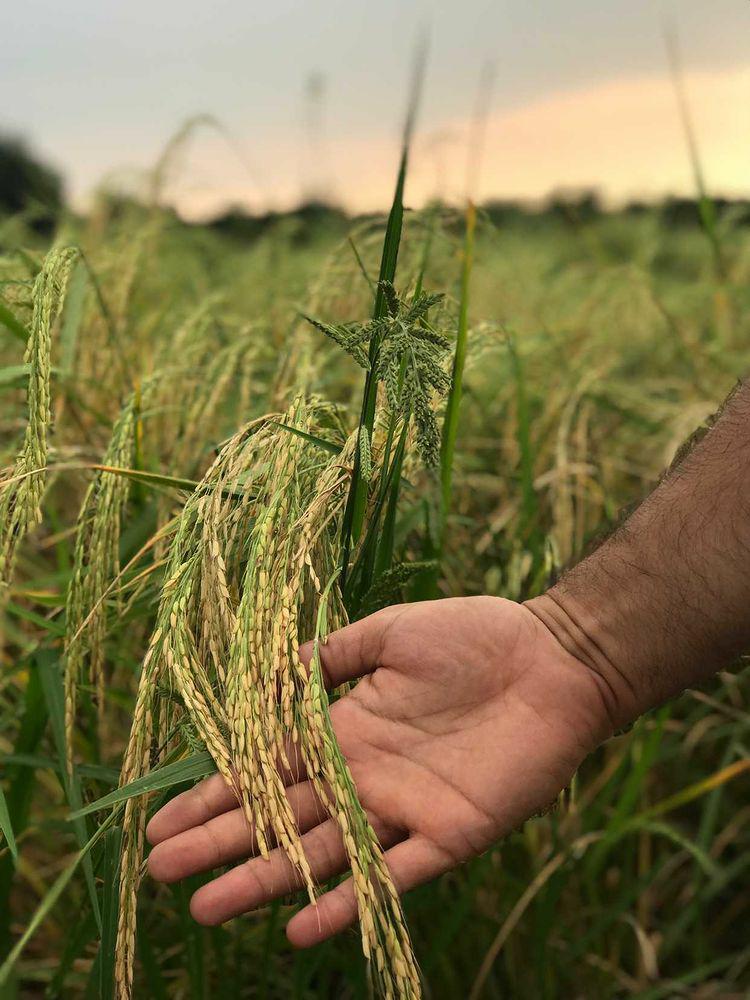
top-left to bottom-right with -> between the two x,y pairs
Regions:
0,246 -> 78,591
1,88 -> 749,1000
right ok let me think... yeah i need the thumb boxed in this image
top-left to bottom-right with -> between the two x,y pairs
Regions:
298,605 -> 402,688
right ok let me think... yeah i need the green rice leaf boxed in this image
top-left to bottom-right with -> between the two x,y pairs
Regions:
137,927 -> 170,1000
4,600 -> 66,636
0,300 -> 29,344
348,237 -> 376,295
439,199 -> 476,533
0,663 -> 47,951
36,650 -> 101,931
373,419 -> 409,581
634,820 -> 719,878
90,464 -> 199,492
90,464 -> 252,499
0,363 -> 31,388
68,751 -> 217,820
0,752 -> 119,785
0,786 -> 17,862
272,422 -> 341,455
98,826 -> 123,1000
342,37 -> 427,574
0,822 -> 105,988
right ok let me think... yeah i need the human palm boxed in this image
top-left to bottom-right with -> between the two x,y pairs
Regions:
148,597 -> 608,946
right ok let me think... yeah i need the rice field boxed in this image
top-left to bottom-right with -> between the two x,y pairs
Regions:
1,131 -> 750,999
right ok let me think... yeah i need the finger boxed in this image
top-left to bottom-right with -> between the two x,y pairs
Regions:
298,604 -> 405,688
147,772 -> 238,846
189,814 -> 402,926
148,780 -> 325,883
146,740 -> 308,846
286,835 -> 450,948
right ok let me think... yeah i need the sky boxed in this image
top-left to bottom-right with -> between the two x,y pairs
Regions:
2,0 -> 750,217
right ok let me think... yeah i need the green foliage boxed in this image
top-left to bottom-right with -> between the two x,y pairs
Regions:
0,786 -> 16,862
305,281 -> 450,466
70,753 -> 217,820
358,560 -> 437,616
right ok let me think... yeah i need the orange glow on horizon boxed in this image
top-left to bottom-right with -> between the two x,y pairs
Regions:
84,65 -> 750,220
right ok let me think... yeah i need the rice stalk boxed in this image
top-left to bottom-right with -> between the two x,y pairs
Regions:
170,331 -> 258,476
0,246 -> 79,591
113,400 -> 420,999
64,387 -> 148,772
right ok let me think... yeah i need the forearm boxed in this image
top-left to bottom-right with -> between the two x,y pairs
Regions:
527,379 -> 750,731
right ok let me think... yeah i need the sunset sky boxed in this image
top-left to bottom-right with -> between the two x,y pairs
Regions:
2,0 -> 749,217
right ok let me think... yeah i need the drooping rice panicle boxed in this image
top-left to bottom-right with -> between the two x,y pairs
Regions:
64,388 -> 144,772
0,246 -> 79,590
113,400 -> 422,999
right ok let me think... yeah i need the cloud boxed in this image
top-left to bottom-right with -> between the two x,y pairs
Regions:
460,65 -> 750,205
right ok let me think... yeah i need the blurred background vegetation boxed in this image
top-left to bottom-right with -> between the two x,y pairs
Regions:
3,2 -> 750,990
0,117 -> 749,997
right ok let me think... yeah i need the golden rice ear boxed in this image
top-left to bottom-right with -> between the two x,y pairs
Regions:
113,405 -> 420,999
0,246 -> 79,590
64,389 -> 143,775
115,636 -> 161,1000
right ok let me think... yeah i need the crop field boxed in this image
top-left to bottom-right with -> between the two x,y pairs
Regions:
0,128 -> 749,999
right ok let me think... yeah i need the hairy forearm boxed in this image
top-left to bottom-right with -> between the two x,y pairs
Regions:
527,379 -> 750,731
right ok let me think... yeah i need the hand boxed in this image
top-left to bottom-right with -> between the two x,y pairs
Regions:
146,596 -> 612,946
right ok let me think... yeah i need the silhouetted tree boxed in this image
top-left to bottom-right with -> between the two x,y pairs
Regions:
0,136 -> 63,231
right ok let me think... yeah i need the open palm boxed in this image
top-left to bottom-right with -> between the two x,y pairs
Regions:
147,597 -> 609,946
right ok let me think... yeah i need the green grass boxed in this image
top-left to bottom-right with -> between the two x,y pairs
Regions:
0,179 -> 749,998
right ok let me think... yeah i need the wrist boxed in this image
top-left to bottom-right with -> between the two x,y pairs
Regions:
524,588 -> 643,734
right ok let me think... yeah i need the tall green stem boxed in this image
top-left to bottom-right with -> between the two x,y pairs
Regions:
439,199 -> 476,542
340,43 -> 426,596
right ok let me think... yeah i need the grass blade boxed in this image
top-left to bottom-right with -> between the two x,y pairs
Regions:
137,923 -> 169,1000
69,751 -> 217,820
373,420 -> 409,580
0,363 -> 32,389
439,199 -> 476,537
0,752 -> 119,785
89,464 -> 253,500
0,664 -> 47,955
342,36 -> 427,579
663,21 -> 725,278
438,60 -> 494,557
272,422 -> 341,455
98,826 -> 123,1000
4,600 -> 66,637
586,708 -> 669,878
0,300 -> 29,344
174,879 -> 206,999
0,822 -> 106,988
0,787 -> 17,862
36,650 -> 101,931
345,421 -> 407,614
507,333 -> 539,547
637,758 -> 750,823
412,202 -> 439,300
89,465 -> 199,492
348,236 -> 376,295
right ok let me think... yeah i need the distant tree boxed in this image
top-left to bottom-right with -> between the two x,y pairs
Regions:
208,202 -> 347,245
547,188 -> 602,225
0,136 -> 63,229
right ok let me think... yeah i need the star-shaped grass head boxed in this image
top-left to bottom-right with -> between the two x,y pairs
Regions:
303,280 -> 452,466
